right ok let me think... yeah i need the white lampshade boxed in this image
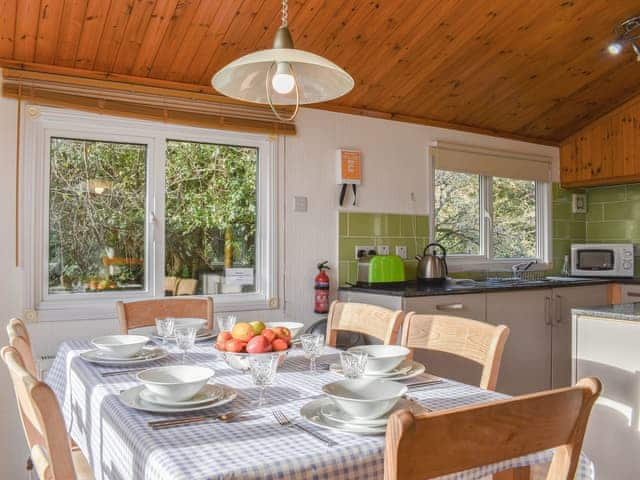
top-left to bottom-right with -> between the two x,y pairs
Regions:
212,48 -> 354,106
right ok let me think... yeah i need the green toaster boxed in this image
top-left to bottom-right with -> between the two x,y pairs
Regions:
357,254 -> 406,285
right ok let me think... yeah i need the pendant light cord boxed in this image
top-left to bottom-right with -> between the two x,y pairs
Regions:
281,0 -> 288,27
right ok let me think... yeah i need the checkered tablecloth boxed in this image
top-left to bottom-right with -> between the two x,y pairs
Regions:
46,340 -> 594,480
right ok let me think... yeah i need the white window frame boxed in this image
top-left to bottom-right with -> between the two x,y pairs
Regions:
20,105 -> 279,321
429,166 -> 552,272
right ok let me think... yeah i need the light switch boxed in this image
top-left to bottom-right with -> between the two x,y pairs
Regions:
293,196 -> 308,212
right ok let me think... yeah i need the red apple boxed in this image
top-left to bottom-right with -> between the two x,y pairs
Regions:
272,327 -> 291,343
246,335 -> 271,354
216,331 -> 233,350
272,338 -> 289,351
261,328 -> 276,343
226,339 -> 247,353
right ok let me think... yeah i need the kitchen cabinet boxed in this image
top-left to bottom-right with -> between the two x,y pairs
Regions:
551,285 -> 609,388
403,294 -> 486,321
560,96 -> 640,187
486,289 -> 552,395
618,284 -> 640,303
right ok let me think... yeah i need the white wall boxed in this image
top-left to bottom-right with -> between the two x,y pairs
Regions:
0,96 -> 558,478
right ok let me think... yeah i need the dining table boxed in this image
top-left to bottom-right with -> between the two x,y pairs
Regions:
46,339 -> 595,480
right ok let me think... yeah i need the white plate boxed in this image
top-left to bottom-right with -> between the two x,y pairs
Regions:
119,384 -> 237,413
300,398 -> 386,435
152,329 -> 215,342
80,347 -> 168,366
139,384 -> 223,407
330,359 -> 413,378
319,398 -> 415,427
330,360 -> 426,381
93,348 -> 158,362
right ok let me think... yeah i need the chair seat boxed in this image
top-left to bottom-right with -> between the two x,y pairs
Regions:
72,449 -> 94,480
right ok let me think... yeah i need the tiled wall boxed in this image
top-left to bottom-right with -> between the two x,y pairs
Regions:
338,212 -> 429,285
552,183 -> 586,273
552,182 -> 640,275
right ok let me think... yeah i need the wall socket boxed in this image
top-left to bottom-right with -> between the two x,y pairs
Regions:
395,245 -> 407,259
355,245 -> 376,259
377,245 -> 389,255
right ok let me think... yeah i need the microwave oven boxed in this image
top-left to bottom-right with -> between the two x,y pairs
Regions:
570,243 -> 635,278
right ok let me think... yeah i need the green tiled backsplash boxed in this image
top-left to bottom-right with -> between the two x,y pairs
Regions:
338,212 -> 429,286
553,183 -> 640,276
339,184 -> 640,285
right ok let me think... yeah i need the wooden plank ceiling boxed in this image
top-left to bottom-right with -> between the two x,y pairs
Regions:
1,0 -> 640,144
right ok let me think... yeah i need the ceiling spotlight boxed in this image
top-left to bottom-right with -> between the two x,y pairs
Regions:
608,15 -> 640,57
608,41 -> 623,55
633,42 -> 640,61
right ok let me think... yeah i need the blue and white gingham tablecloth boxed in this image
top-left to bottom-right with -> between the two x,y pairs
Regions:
45,340 -> 595,480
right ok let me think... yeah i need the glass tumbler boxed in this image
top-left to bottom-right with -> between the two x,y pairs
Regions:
216,315 -> 238,334
339,351 -> 368,379
300,333 -> 324,374
155,318 -> 175,347
174,327 -> 197,363
248,353 -> 280,406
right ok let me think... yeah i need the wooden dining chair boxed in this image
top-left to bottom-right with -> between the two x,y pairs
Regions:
6,317 -> 38,378
176,278 -> 198,296
2,346 -> 94,480
116,297 -> 214,334
326,301 -> 404,347
384,377 -> 601,480
401,312 -> 509,390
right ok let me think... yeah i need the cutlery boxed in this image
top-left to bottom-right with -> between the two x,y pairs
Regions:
405,379 -> 444,389
148,411 -> 237,429
272,409 -> 337,446
101,368 -> 147,377
402,394 -> 432,414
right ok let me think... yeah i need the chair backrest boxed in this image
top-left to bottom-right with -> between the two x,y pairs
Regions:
2,346 -> 77,480
7,318 -> 38,378
384,378 -> 601,480
164,276 -> 179,296
116,297 -> 214,333
176,279 -> 198,296
326,301 -> 404,347
401,312 -> 509,390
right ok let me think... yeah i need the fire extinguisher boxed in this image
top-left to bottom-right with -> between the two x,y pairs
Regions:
314,261 -> 330,314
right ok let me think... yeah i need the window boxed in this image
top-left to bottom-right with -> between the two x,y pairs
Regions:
21,107 -> 278,321
433,169 -> 549,264
48,138 -> 147,294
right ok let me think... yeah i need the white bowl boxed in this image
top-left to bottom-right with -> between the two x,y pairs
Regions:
91,335 -> 149,358
137,365 -> 214,402
173,318 -> 207,330
264,322 -> 305,338
214,347 -> 288,371
322,378 -> 408,419
347,345 -> 410,374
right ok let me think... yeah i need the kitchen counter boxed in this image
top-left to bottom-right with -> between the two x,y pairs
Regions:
572,302 -> 640,322
338,277 -> 624,297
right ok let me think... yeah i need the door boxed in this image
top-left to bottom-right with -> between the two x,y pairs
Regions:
486,289 -> 552,395
551,285 -> 609,388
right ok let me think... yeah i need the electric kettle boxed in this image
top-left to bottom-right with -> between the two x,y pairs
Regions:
416,243 -> 448,285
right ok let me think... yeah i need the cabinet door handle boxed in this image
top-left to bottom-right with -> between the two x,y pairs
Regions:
435,303 -> 464,311
544,296 -> 552,326
627,292 -> 640,298
555,295 -> 563,324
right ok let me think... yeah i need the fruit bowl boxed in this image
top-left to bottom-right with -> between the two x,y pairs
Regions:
214,346 -> 289,371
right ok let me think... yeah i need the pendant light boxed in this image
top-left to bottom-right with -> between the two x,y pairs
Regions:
212,0 -> 354,121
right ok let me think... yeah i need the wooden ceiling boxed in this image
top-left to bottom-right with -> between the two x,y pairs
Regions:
1,0 -> 640,144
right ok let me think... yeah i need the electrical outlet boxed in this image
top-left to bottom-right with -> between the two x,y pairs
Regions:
377,245 -> 389,255
355,245 -> 376,259
395,245 -> 407,259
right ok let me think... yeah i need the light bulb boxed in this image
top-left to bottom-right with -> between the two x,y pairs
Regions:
608,41 -> 623,55
271,63 -> 295,94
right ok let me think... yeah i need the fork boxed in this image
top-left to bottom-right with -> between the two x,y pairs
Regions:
272,410 -> 337,446
101,368 -> 147,377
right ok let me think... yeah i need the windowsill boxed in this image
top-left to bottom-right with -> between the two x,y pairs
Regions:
32,293 -> 278,322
